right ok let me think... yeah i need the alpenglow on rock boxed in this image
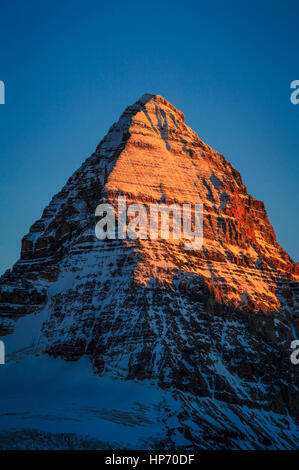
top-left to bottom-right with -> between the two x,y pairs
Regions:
0,94 -> 298,449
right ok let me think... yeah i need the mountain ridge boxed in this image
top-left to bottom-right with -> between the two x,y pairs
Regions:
0,94 -> 298,448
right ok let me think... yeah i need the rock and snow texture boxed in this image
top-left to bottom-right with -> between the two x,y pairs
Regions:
0,94 -> 298,449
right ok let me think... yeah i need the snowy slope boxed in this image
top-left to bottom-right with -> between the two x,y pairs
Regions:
0,355 -> 298,449
0,94 -> 298,449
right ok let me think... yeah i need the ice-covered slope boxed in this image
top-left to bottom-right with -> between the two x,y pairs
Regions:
0,355 -> 298,449
0,94 -> 298,448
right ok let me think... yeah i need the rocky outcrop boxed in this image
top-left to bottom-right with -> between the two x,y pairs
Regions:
0,94 -> 298,448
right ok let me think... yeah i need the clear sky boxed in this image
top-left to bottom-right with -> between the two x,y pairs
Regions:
0,0 -> 298,274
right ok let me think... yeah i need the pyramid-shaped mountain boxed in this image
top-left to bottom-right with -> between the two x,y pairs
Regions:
0,94 -> 298,449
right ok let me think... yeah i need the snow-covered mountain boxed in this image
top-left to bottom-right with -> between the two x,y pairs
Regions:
0,94 -> 298,449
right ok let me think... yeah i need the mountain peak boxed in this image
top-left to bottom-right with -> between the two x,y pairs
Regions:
137,93 -> 185,121
0,94 -> 298,448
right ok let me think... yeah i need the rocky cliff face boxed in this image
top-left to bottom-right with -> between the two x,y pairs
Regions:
0,94 -> 298,449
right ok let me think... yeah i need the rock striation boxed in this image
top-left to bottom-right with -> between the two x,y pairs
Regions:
0,94 -> 298,448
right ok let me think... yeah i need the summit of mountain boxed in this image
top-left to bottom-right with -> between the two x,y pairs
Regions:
0,94 -> 298,449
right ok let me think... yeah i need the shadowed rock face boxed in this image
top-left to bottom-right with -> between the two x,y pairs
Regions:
0,94 -> 298,446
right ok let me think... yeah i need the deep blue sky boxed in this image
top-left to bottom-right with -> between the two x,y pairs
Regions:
0,0 -> 298,274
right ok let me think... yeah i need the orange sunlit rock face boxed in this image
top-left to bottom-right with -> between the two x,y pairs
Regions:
103,94 -> 298,312
1,94 -> 298,422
